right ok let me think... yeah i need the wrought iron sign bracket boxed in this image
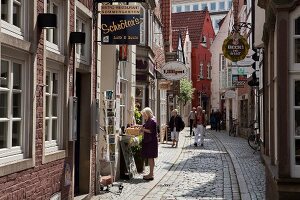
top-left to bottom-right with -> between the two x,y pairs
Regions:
232,22 -> 252,33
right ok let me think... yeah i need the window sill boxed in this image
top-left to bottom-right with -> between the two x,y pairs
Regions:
0,158 -> 34,177
43,150 -> 66,164
0,32 -> 30,52
45,50 -> 65,64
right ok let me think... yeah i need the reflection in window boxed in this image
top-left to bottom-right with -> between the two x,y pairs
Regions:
0,122 -> 8,148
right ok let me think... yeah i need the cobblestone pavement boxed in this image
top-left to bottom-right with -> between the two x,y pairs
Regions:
92,128 -> 265,200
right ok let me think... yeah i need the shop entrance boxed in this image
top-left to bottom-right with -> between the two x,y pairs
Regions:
74,72 -> 91,196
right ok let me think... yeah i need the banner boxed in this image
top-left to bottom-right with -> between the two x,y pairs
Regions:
100,5 -> 140,45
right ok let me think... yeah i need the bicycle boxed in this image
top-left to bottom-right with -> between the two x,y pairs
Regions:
229,118 -> 238,137
247,120 -> 261,153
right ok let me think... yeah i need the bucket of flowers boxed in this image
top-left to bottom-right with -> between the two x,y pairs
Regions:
129,135 -> 144,173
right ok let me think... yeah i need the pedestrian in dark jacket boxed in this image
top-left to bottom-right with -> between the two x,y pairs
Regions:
168,109 -> 184,148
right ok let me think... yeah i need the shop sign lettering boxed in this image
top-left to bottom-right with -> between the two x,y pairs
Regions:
160,61 -> 187,80
222,33 -> 250,62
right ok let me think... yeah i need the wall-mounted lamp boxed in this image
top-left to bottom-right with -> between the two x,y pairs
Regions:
70,32 -> 86,44
37,13 -> 57,29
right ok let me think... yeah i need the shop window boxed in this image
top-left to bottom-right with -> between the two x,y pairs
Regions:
45,64 -> 64,154
1,0 -> 24,38
0,58 -> 26,164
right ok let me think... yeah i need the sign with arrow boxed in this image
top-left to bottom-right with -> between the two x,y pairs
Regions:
231,67 -> 255,75
236,57 -> 255,66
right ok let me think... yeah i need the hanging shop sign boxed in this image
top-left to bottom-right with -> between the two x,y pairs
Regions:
160,61 -> 187,80
232,74 -> 248,87
100,5 -> 140,45
224,90 -> 236,99
222,32 -> 250,62
231,67 -> 255,75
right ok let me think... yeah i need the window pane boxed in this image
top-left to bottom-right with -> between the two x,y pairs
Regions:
219,2 -> 225,10
201,3 -> 207,10
12,121 -> 21,146
52,119 -> 57,140
13,92 -> 21,117
52,4 -> 58,44
295,38 -> 300,63
52,96 -> 57,116
53,73 -> 58,94
185,5 -> 190,12
0,122 -> 8,148
193,4 -> 198,11
296,139 -> 300,165
295,17 -> 300,35
211,3 -> 216,11
0,92 -> 8,118
46,95 -> 50,117
176,6 -> 181,12
13,1 -> 21,27
81,23 -> 85,56
13,63 -> 22,89
1,60 -> 9,88
1,0 -> 8,22
45,120 -> 49,141
228,0 -> 232,9
295,81 -> 300,106
46,71 -> 50,93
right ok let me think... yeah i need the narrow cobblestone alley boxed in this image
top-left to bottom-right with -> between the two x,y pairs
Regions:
93,128 -> 265,200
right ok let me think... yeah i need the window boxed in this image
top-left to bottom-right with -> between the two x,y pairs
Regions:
0,58 -> 26,164
219,2 -> 225,10
140,7 -> 145,45
120,80 -> 127,128
46,0 -> 63,53
294,17 -> 300,63
1,0 -> 24,38
193,4 -> 199,11
201,3 -> 207,10
220,54 -> 226,71
228,0 -> 232,9
176,5 -> 182,13
210,3 -> 216,11
45,64 -> 63,154
185,5 -> 190,12
76,13 -> 91,64
215,19 -> 222,30
207,63 -> 211,79
199,63 -> 203,79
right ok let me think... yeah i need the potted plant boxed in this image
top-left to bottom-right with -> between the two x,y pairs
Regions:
130,135 -> 144,173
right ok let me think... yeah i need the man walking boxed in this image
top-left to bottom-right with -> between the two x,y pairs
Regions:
188,107 -> 196,136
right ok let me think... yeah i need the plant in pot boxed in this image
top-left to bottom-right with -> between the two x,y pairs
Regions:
130,135 -> 144,173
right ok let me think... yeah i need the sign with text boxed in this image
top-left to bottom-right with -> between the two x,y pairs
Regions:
232,74 -> 247,87
222,32 -> 250,62
160,61 -> 187,80
100,5 -> 140,45
231,67 -> 255,75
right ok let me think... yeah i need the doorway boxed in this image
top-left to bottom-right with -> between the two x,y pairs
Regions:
74,72 -> 91,196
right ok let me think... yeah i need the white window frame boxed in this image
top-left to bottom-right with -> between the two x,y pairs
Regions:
0,0 -> 26,39
210,2 -> 216,11
45,0 -> 63,54
184,5 -> 190,12
193,4 -> 199,11
201,3 -> 207,10
219,1 -> 225,11
199,63 -> 203,79
207,63 -> 211,79
176,5 -> 182,13
75,12 -> 91,65
0,56 -> 28,165
290,7 -> 300,177
44,62 -> 64,154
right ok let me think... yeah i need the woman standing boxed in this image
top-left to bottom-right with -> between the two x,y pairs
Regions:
194,106 -> 205,147
168,109 -> 184,148
140,107 -> 158,181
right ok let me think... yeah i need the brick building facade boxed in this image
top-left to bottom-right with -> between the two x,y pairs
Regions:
0,0 -> 97,199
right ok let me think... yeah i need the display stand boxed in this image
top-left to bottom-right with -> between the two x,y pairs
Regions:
99,90 -> 123,193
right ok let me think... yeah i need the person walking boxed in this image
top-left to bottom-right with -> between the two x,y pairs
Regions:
194,106 -> 205,147
215,109 -> 222,131
140,107 -> 158,181
210,110 -> 216,130
188,107 -> 196,136
202,110 -> 207,137
168,109 -> 184,148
